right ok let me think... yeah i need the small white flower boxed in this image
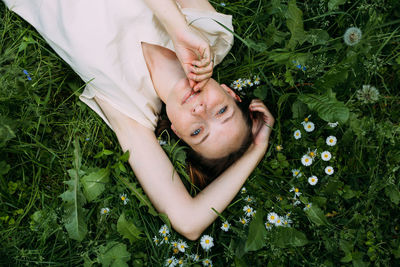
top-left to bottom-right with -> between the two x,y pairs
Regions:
308,148 -> 317,159
308,175 -> 318,186
160,235 -> 170,245
292,169 -> 302,178
325,166 -> 334,175
120,193 -> 129,205
274,216 -> 283,226
293,200 -> 301,206
100,207 -> 110,215
253,75 -> 261,85
170,240 -> 179,249
200,235 -> 214,251
303,203 -> 312,211
328,122 -> 338,128
343,27 -> 362,46
221,221 -> 230,232
243,205 -> 255,217
301,154 -> 313,166
265,222 -> 273,230
159,224 -> 169,236
165,256 -> 178,267
267,212 -> 278,223
220,2 -> 226,7
290,187 -> 302,198
177,258 -> 185,267
326,136 -> 337,146
158,139 -> 167,146
202,258 -> 212,266
282,217 -> 292,227
303,121 -> 315,132
191,254 -> 200,262
294,129 -> 302,139
276,144 -> 283,151
239,217 -> 249,226
321,151 -> 332,161
153,236 -> 160,245
177,241 -> 188,253
245,79 -> 253,87
240,187 -> 247,194
244,195 -> 255,203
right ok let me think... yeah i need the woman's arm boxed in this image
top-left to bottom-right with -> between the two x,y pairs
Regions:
95,97 -> 273,240
143,0 -> 214,90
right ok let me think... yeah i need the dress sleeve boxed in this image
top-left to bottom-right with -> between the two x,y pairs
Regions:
181,8 -> 234,66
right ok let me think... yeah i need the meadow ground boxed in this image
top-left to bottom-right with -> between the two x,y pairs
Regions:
1,0 -> 400,266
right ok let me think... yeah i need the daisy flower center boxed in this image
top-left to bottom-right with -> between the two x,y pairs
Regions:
121,196 -> 126,200
271,216 -> 275,220
305,158 -> 309,162
304,118 -> 309,122
309,152 -> 315,157
205,240 -> 210,244
295,188 -> 299,193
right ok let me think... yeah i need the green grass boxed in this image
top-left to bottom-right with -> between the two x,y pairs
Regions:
1,0 -> 400,266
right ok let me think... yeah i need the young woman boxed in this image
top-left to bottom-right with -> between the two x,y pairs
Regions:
3,0 -> 274,240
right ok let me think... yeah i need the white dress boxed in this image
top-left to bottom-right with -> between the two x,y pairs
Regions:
3,0 -> 234,131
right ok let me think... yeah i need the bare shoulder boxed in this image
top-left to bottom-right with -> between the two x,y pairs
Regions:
176,0 -> 216,12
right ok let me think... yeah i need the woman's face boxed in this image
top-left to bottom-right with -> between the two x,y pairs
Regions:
165,78 -> 249,159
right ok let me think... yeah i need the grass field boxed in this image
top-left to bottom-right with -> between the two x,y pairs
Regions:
1,0 -> 400,266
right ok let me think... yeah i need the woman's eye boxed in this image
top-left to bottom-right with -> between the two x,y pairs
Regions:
218,106 -> 227,115
191,128 -> 201,136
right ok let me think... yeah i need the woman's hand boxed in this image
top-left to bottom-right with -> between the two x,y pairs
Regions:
249,99 -> 275,147
172,26 -> 213,91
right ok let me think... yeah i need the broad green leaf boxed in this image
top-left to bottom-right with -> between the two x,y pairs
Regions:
291,100 -> 308,119
286,0 -> 306,49
81,168 -> 110,202
118,176 -> 158,216
117,213 -> 143,244
245,211 -> 267,252
305,205 -> 329,226
273,227 -> 308,248
59,139 -> 87,242
98,242 -> 131,267
59,171 -> 87,242
306,29 -> 330,45
253,85 -> 268,100
244,38 -> 268,52
0,123 -> 15,147
298,90 -> 349,124
385,186 -> 400,205
328,0 -> 346,11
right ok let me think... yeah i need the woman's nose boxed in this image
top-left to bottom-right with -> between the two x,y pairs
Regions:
192,103 -> 206,115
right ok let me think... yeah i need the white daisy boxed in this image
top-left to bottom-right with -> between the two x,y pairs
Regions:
303,121 -> 315,132
165,256 -> 178,267
294,129 -> 302,139
159,224 -> 169,236
221,221 -> 230,232
321,151 -> 332,161
293,200 -> 301,206
326,136 -> 337,146
100,207 -> 110,215
303,203 -> 312,211
240,187 -> 247,194
191,254 -> 200,262
239,217 -> 249,226
177,258 -> 185,267
200,235 -> 214,251
153,236 -> 160,246
290,187 -> 302,198
265,222 -> 273,230
308,148 -> 317,159
245,79 -> 253,87
160,235 -> 170,245
177,241 -> 188,253
301,154 -> 313,166
282,217 -> 292,227
202,258 -> 212,266
267,212 -> 278,223
328,122 -> 338,128
170,240 -> 179,249
243,205 -> 255,217
292,169 -> 302,178
303,115 -> 311,122
276,145 -> 283,151
325,166 -> 334,175
274,216 -> 283,226
253,75 -> 261,85
119,193 -> 129,205
308,175 -> 318,186
244,195 -> 255,203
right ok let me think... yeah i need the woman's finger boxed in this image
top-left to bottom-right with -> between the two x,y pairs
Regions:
189,72 -> 212,83
191,61 -> 213,75
193,78 -> 211,91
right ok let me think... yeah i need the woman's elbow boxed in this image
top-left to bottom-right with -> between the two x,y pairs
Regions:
172,219 -> 202,241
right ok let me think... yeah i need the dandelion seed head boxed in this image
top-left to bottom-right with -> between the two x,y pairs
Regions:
344,27 -> 362,46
